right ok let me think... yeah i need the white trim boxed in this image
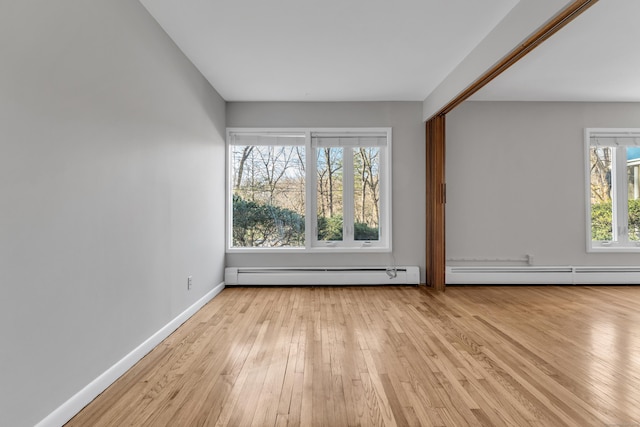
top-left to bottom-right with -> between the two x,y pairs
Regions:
344,145 -> 355,245
585,127 -> 593,253
35,282 -> 225,427
226,246 -> 392,254
586,244 -> 640,253
585,128 -> 640,140
304,130 -> 314,250
381,129 -> 392,250
447,266 -> 640,285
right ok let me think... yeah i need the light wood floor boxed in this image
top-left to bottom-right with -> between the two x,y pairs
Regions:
67,285 -> 640,426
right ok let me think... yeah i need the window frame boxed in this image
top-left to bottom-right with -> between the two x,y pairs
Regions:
585,128 -> 640,252
226,127 -> 392,253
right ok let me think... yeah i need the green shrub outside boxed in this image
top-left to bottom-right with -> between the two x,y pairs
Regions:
591,199 -> 640,240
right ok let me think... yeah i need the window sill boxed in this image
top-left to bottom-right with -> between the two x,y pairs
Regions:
588,245 -> 640,253
227,246 -> 392,254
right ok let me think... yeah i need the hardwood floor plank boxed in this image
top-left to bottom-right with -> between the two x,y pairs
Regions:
67,285 -> 640,426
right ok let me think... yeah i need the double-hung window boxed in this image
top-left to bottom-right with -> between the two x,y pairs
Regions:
227,128 -> 391,252
586,128 -> 640,251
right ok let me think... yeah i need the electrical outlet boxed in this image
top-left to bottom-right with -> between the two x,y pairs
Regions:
187,275 -> 193,290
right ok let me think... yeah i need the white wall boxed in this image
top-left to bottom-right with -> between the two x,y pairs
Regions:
0,1 -> 226,425
446,101 -> 640,266
226,102 -> 426,282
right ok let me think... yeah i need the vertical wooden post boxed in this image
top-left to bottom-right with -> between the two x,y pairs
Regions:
425,115 -> 446,290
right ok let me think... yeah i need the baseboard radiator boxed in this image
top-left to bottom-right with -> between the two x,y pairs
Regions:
447,266 -> 640,285
225,266 -> 420,286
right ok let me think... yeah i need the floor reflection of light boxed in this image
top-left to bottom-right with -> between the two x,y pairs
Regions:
590,320 -> 616,361
588,317 -> 640,421
229,341 -> 246,360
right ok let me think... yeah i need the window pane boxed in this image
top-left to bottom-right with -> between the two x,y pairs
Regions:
590,146 -> 613,241
353,147 -> 380,241
628,148 -> 640,240
231,145 -> 305,247
316,147 -> 343,241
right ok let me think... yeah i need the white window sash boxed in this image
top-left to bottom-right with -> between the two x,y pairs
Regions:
229,133 -> 306,147
586,128 -> 640,251
227,127 -> 391,252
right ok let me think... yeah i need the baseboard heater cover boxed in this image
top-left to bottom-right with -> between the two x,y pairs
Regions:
225,266 -> 420,286
573,266 -> 640,284
447,266 -> 640,285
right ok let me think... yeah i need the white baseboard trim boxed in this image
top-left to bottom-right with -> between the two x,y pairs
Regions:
35,282 -> 225,427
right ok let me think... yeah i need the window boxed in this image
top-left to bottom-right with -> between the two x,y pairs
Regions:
228,128 -> 391,252
586,128 -> 640,251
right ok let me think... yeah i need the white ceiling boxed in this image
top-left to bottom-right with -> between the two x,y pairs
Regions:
140,0 -> 638,104
139,0 -> 519,102
472,0 -> 640,101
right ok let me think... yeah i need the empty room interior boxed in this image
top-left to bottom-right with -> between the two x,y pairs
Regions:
4,0 -> 640,426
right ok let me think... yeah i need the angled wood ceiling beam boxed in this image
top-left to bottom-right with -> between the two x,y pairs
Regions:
436,0 -> 600,118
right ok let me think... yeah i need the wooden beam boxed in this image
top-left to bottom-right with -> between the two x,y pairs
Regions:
425,115 -> 446,290
435,0 -> 600,118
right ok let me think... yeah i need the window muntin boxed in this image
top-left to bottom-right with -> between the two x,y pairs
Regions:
227,128 -> 391,252
586,129 -> 640,251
